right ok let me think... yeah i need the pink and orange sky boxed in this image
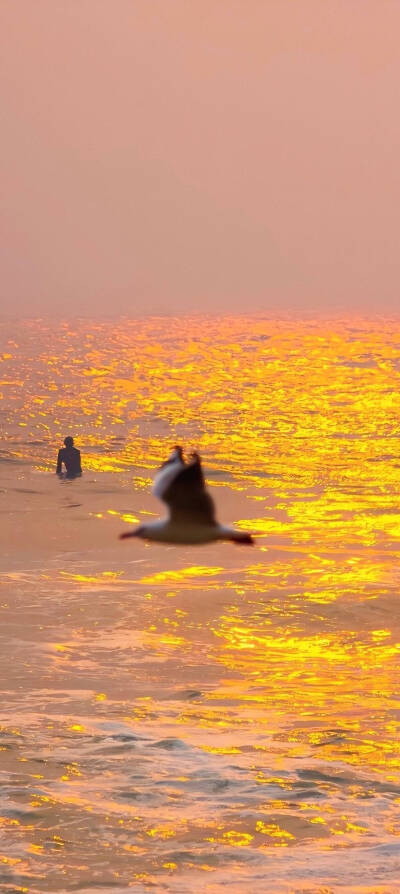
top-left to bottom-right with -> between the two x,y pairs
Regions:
1,0 -> 400,316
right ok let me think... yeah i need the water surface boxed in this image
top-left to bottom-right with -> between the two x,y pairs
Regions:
1,317 -> 399,893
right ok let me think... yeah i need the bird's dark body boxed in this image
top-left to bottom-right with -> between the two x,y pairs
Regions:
163,458 -> 217,526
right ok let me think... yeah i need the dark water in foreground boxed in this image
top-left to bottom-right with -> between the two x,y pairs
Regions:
0,317 -> 400,893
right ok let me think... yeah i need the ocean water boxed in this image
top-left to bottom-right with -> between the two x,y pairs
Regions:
0,316 -> 400,894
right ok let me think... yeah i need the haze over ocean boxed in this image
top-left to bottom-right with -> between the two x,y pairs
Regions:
2,0 -> 400,318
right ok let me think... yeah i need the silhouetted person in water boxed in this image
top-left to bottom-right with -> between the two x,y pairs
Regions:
56,437 -> 82,479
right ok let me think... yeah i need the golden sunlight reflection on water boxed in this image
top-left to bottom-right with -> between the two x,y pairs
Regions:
0,317 -> 400,893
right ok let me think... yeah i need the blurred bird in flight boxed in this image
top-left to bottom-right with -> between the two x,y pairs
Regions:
119,446 -> 254,545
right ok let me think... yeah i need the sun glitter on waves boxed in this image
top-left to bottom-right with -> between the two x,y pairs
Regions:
1,316 -> 400,889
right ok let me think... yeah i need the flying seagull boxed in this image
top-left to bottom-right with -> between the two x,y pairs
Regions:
119,446 -> 254,545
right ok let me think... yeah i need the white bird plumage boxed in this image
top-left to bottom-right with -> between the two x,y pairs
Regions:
120,446 -> 254,545
151,445 -> 185,501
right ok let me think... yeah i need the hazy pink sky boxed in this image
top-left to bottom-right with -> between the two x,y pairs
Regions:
1,1 -> 400,316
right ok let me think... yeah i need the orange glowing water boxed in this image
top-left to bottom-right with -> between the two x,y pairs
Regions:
0,317 -> 399,893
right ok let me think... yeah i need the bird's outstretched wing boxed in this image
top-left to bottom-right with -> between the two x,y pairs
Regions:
152,447 -> 185,501
155,452 -> 217,526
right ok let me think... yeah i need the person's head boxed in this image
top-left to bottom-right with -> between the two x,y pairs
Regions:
64,436 -> 74,448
